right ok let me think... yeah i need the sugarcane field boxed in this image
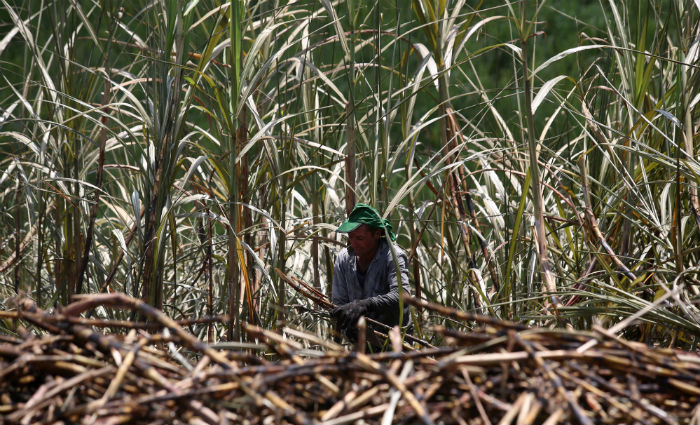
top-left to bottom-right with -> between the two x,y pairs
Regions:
1,0 -> 699,424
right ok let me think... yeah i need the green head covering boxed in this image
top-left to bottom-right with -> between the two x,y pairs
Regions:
337,203 -> 396,241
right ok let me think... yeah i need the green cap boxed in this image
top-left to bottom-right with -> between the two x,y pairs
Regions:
337,203 -> 396,241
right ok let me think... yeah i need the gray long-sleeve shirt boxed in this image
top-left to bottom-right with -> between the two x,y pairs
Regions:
331,239 -> 411,326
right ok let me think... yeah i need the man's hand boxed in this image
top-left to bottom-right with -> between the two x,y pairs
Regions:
331,299 -> 373,331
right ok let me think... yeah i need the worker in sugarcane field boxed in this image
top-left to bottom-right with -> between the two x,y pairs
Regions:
331,203 -> 411,344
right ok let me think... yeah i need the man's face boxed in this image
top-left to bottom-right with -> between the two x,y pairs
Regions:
348,224 -> 381,259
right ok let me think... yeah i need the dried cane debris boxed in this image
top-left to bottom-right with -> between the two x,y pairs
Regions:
1,293 -> 699,425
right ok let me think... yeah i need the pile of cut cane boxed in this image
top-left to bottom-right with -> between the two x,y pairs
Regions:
1,293 -> 699,425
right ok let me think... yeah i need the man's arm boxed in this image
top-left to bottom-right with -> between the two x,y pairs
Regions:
365,247 -> 410,310
331,251 -> 350,306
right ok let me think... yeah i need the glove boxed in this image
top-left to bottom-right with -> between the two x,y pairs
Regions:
331,299 -> 373,331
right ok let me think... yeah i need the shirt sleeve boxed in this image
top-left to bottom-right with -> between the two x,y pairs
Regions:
331,251 -> 350,306
366,245 -> 410,310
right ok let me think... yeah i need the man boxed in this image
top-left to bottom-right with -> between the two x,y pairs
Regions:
331,203 -> 411,340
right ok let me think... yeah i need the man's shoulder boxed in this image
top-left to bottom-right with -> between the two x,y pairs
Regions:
335,246 -> 353,263
378,239 -> 408,260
